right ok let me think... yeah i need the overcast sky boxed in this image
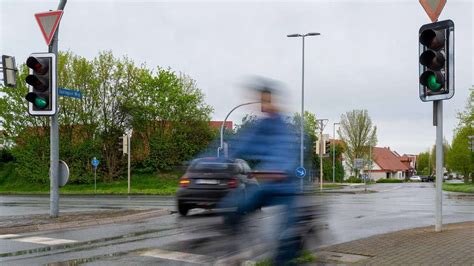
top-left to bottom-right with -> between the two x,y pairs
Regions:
1,0 -> 473,155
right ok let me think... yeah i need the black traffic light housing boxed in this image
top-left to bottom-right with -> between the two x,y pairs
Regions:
419,20 -> 454,102
25,53 -> 56,115
325,141 -> 331,155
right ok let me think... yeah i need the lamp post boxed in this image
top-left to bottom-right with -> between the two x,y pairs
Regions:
218,101 -> 261,157
332,122 -> 340,183
287,32 -> 320,182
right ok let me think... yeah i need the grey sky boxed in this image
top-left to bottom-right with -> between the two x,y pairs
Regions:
1,0 -> 473,155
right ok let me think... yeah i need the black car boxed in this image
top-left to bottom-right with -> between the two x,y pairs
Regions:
176,157 -> 258,216
421,175 -> 435,182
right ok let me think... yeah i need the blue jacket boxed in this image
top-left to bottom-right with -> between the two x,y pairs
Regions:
228,113 -> 299,178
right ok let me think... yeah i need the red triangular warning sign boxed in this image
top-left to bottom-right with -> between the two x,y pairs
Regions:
419,0 -> 447,22
34,10 -> 64,46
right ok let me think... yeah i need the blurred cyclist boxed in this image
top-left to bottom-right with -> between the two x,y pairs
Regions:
218,77 -> 302,265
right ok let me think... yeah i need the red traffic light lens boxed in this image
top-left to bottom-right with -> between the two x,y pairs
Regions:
419,29 -> 445,50
26,57 -> 48,75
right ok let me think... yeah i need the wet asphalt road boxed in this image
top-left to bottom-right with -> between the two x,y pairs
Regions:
0,183 -> 473,265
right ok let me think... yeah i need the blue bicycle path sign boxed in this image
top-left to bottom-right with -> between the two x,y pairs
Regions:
91,157 -> 99,168
295,166 -> 306,178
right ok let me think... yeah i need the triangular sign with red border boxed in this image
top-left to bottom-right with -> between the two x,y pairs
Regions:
34,10 -> 64,46
419,0 -> 447,22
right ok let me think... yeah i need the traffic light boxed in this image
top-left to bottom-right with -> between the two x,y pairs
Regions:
419,20 -> 454,102
325,141 -> 331,155
24,53 -> 56,115
118,134 -> 128,155
1,55 -> 17,88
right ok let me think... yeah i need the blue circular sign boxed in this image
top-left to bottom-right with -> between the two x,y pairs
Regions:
91,157 -> 99,168
295,167 -> 306,178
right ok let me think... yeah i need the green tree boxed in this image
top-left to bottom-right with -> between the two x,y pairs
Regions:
338,110 -> 377,177
416,151 -> 432,176
0,51 -> 213,184
446,126 -> 474,183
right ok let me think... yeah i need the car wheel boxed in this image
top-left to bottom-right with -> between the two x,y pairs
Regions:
178,202 -> 189,216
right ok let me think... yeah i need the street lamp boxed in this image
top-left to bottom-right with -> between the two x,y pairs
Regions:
287,32 -> 320,177
218,101 -> 261,157
332,122 -> 340,183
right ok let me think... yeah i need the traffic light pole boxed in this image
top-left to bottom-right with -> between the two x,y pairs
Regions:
127,133 -> 131,194
49,0 -> 67,218
434,100 -> 443,232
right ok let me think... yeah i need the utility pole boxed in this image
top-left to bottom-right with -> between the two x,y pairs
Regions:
317,119 -> 328,191
332,122 -> 340,183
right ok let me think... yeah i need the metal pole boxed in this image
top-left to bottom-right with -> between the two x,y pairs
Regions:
300,36 -> 305,173
369,143 -> 372,181
218,101 -> 260,157
94,167 -> 97,194
332,123 -> 338,183
49,0 -> 67,218
435,100 -> 443,232
127,133 -> 131,194
319,121 -> 323,191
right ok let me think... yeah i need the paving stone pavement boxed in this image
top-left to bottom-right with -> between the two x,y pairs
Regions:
314,221 -> 474,265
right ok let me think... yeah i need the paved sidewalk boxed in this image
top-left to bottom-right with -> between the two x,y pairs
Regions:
0,208 -> 170,234
313,221 -> 474,265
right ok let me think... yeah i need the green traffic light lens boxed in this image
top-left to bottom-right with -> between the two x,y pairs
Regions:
426,74 -> 442,91
34,97 -> 48,109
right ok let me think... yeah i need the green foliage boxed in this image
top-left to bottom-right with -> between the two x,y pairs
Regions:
416,151 -> 432,176
443,183 -> 474,193
446,126 -> 474,183
376,178 -> 403,183
314,143 -> 345,182
0,171 -> 180,195
346,176 -> 363,183
0,51 -> 213,185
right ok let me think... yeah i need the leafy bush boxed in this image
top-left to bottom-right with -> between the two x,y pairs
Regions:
376,178 -> 403,183
346,176 -> 363,183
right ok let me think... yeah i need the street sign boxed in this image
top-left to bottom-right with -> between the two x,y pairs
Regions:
59,88 -> 82,99
50,160 -> 69,187
419,0 -> 447,22
92,157 -> 99,168
295,166 -> 306,178
34,10 -> 64,46
354,158 -> 365,169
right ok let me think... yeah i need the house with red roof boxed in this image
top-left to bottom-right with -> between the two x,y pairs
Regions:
367,147 -> 409,180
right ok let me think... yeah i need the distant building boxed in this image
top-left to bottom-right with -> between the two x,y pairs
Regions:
209,121 -> 233,130
367,147 -> 409,180
400,154 -> 417,177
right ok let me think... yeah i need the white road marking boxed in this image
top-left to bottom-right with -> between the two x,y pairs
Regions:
140,248 -> 214,264
15,236 -> 77,245
0,234 -> 19,239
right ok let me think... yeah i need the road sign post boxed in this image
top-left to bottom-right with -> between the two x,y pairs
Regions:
92,157 -> 99,194
44,0 -> 67,218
